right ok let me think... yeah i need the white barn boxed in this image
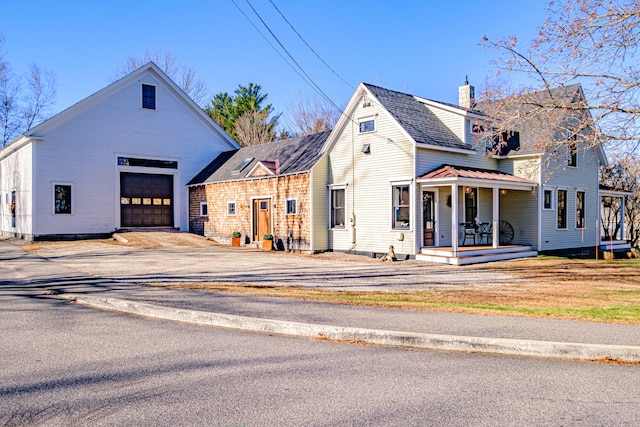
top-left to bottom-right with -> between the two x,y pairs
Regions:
0,62 -> 238,241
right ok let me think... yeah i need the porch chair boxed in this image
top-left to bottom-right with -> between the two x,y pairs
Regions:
478,222 -> 492,244
462,223 -> 477,245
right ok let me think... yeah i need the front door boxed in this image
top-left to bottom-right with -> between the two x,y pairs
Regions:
423,190 -> 435,246
253,198 -> 271,241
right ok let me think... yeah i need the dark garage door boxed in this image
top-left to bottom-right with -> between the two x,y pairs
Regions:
120,173 -> 173,227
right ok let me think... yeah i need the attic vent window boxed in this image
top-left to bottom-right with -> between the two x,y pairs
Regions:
359,119 -> 375,133
232,157 -> 254,174
142,84 -> 156,110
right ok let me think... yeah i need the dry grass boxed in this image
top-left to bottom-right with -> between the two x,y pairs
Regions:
20,232 -> 640,323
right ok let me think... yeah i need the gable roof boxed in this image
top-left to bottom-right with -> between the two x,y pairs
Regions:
363,83 -> 472,151
474,84 -> 605,160
188,130 -> 330,185
10,62 -> 238,151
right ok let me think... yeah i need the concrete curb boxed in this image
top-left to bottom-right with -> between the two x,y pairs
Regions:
63,294 -> 640,363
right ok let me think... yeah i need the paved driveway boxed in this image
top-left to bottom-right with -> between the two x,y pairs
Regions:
9,232 -> 525,292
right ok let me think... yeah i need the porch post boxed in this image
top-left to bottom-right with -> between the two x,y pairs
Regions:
492,187 -> 499,248
452,184 -> 459,254
620,196 -> 626,240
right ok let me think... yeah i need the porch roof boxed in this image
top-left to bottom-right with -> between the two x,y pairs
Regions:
416,164 -> 537,189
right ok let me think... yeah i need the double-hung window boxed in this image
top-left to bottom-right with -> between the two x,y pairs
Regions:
557,189 -> 567,229
286,198 -> 297,215
142,84 -> 156,110
543,189 -> 553,210
576,191 -> 585,229
392,184 -> 410,230
330,187 -> 346,229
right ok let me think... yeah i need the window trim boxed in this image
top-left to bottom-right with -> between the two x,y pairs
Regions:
358,117 -> 376,134
391,181 -> 412,231
286,198 -> 297,215
557,188 -> 568,230
199,202 -> 208,217
142,83 -> 156,110
576,190 -> 586,229
227,201 -> 236,216
567,136 -> 578,168
543,188 -> 554,210
52,182 -> 73,215
329,185 -> 347,229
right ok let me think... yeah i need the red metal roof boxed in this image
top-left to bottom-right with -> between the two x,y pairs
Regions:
417,165 -> 536,185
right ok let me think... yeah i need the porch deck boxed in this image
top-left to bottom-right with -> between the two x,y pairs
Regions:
416,245 -> 538,266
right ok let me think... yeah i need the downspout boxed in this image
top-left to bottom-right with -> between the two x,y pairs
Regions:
349,112 -> 356,248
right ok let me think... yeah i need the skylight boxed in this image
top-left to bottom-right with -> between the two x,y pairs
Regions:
232,157 -> 254,174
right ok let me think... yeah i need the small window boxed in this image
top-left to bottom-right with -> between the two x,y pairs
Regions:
330,187 -> 346,228
576,191 -> 585,229
286,198 -> 297,215
227,202 -> 236,215
142,84 -> 156,110
54,184 -> 72,214
568,137 -> 577,167
200,202 -> 208,217
543,189 -> 553,210
392,185 -> 410,230
359,119 -> 375,133
557,189 -> 567,229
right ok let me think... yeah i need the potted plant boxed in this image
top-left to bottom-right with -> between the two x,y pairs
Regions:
231,231 -> 241,247
262,233 -> 273,251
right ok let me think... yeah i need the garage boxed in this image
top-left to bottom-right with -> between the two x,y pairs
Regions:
120,172 -> 173,227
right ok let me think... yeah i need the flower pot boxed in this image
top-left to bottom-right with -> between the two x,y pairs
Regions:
232,237 -> 241,247
262,240 -> 273,250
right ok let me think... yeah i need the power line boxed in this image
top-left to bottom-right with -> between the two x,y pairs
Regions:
241,0 -> 339,112
267,0 -> 353,90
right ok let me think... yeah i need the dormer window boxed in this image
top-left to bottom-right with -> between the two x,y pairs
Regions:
142,84 -> 156,110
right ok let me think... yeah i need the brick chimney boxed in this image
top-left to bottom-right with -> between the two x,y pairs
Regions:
458,76 -> 475,109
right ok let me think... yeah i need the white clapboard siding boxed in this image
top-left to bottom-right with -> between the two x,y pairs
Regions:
328,99 -> 415,254
1,64 -> 236,239
539,147 -> 601,251
0,143 -> 34,237
310,156 -> 329,251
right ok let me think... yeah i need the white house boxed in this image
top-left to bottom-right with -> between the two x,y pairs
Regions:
318,82 -> 628,264
0,62 -> 238,240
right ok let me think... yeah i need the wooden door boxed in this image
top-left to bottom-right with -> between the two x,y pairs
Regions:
423,191 -> 435,246
253,198 -> 271,241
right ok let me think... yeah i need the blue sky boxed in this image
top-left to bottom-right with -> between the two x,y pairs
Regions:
1,1 -> 548,126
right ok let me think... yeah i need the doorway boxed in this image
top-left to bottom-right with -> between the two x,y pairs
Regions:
422,190 -> 435,246
253,198 -> 271,241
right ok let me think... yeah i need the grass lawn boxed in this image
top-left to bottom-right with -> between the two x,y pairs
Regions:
159,256 -> 640,324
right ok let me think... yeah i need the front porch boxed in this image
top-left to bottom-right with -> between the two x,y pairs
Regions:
416,245 -> 537,266
416,165 -> 539,265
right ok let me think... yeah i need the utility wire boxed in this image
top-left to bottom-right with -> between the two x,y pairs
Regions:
267,0 -> 353,90
230,0 -> 368,131
229,0 -> 317,93
241,0 -> 340,112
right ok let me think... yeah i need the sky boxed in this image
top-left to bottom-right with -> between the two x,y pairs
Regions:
1,0 -> 549,129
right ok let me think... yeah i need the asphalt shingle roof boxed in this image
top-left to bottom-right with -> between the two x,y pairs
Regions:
474,84 -> 584,156
188,131 -> 330,185
364,83 -> 472,151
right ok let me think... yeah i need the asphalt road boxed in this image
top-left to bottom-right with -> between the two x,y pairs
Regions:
2,292 -> 640,426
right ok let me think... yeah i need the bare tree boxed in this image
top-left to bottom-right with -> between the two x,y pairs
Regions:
481,0 -> 640,157
233,109 -> 277,146
0,34 -> 57,147
111,49 -> 209,106
22,64 -> 57,131
283,92 -> 339,136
